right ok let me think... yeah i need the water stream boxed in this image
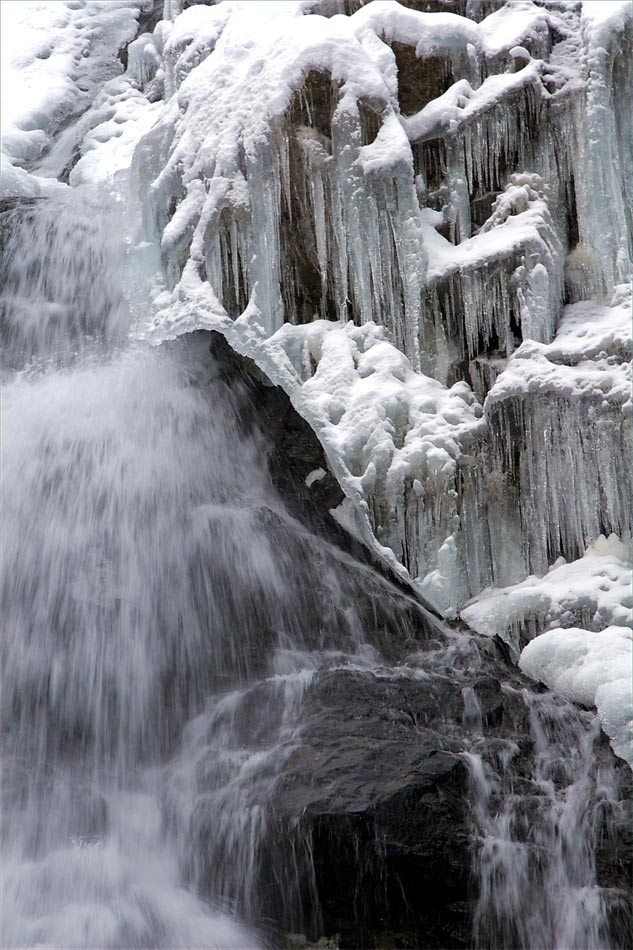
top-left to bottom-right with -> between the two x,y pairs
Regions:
0,187 -> 420,948
2,189 -> 273,948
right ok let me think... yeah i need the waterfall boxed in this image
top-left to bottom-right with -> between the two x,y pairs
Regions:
1,188 -> 269,948
1,2 -> 631,947
2,182 -> 631,950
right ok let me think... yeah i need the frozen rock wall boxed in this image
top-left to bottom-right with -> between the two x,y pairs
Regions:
123,0 -> 631,617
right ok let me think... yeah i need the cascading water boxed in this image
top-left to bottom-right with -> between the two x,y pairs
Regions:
0,187 -> 374,947
466,694 -> 628,950
1,188 -> 270,948
0,184 -> 442,948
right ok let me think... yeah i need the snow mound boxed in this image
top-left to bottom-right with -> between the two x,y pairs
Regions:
520,625 -> 633,767
487,285 -> 632,408
465,533 -> 632,765
462,534 -> 633,649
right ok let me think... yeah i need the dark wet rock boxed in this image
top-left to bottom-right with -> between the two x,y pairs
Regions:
265,668 -> 473,948
471,676 -> 504,727
391,42 -> 455,117
205,329 -> 425,600
218,651 -> 629,949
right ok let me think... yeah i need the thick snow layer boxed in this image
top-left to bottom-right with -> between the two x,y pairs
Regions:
486,285 -> 632,408
160,1 -> 392,175
0,0 -> 151,194
462,534 -> 633,646
540,285 -> 632,362
581,1 -> 632,46
426,177 -> 558,279
520,625 -> 633,767
264,318 -> 486,611
465,532 -> 633,765
351,1 -> 481,58
268,319 -> 483,489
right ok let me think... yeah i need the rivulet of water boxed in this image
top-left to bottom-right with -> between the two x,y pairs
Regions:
465,689 -> 627,950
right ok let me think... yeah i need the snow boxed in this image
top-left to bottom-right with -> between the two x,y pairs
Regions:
539,285 -> 632,362
352,1 -> 481,58
0,0 -> 152,194
424,175 -> 563,358
69,76 -> 162,187
403,62 -> 543,143
486,285 -> 632,407
266,319 -> 482,520
520,626 -> 633,767
581,1 -> 632,46
462,534 -> 633,647
466,531 -> 633,765
264,317 -> 485,613
478,2 -> 558,57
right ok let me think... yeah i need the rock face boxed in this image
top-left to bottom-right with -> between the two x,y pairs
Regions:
174,342 -> 633,950
274,669 -> 632,950
276,671 -> 474,950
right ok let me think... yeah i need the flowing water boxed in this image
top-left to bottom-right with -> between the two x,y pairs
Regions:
1,189 -> 272,948
0,187 -> 417,948
1,188 -> 629,950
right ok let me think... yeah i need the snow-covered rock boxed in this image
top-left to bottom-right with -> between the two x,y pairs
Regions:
520,624 -> 633,767
118,0 -> 631,626
464,531 -> 632,767
462,534 -> 633,648
0,0 -> 153,192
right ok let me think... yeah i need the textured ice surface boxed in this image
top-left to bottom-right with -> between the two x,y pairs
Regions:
465,532 -> 633,765
488,285 -> 632,406
478,286 -> 632,586
462,534 -> 633,647
268,319 -> 484,609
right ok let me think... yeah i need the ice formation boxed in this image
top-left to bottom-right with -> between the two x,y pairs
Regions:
2,0 -> 630,757
463,534 -> 633,761
462,534 -> 633,650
